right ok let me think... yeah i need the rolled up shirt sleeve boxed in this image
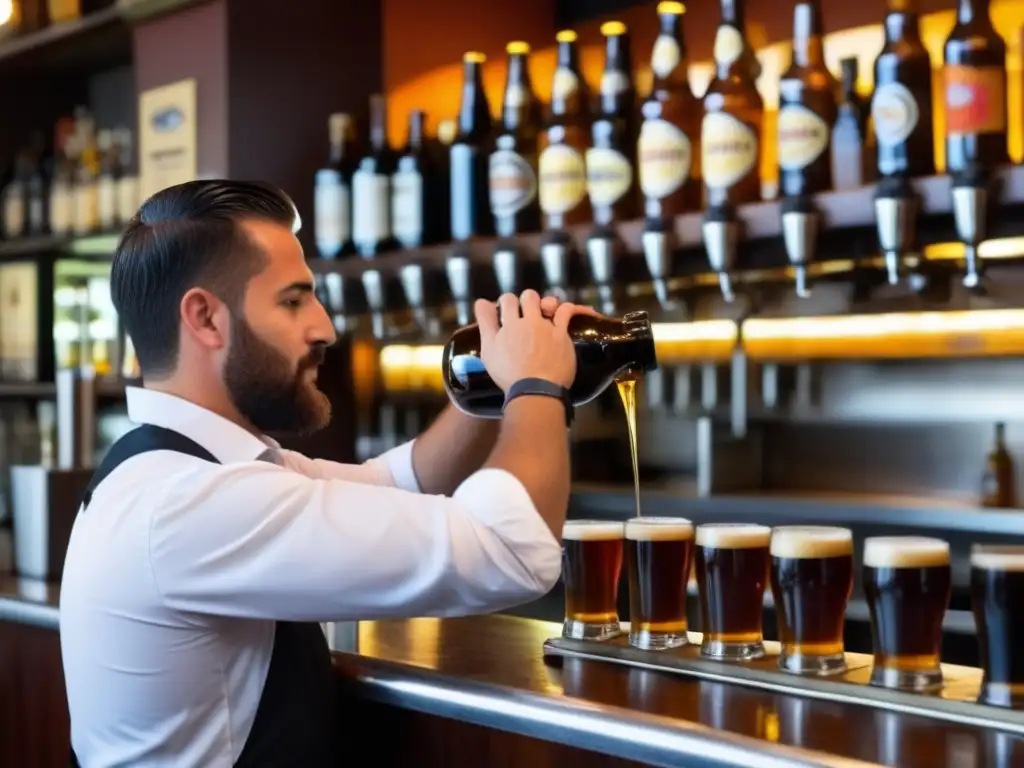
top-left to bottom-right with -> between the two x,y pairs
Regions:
147,459 -> 560,621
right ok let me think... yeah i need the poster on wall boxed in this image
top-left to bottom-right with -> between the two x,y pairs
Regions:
138,78 -> 198,201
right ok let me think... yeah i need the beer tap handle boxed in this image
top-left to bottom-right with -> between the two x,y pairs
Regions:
702,205 -> 739,304
540,234 -> 575,302
780,195 -> 820,300
873,176 -> 919,287
493,246 -> 519,295
586,233 -> 618,315
951,169 -> 990,291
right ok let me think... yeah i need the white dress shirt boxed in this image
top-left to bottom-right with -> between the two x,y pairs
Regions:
60,387 -> 560,767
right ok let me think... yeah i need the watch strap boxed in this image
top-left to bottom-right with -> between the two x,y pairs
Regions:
503,378 -> 574,427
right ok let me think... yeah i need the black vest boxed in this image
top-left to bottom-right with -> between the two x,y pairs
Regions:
70,424 -> 338,767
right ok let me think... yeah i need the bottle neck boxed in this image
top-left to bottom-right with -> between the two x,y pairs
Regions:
369,97 -> 387,151
653,13 -> 689,88
839,59 -> 858,99
503,53 -> 536,127
793,2 -> 825,67
458,62 -> 492,137
722,0 -> 744,29
600,33 -> 635,115
995,422 -> 1006,446
557,39 -> 578,69
406,111 -> 424,150
884,9 -> 921,43
958,0 -> 990,23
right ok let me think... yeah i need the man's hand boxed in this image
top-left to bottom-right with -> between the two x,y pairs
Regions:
474,290 -> 591,391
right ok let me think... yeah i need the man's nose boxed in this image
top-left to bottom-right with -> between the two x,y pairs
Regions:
312,297 -> 338,347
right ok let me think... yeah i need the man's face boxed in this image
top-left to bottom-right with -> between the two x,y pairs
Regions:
222,219 -> 337,435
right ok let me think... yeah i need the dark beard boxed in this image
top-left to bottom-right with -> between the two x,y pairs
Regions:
223,315 -> 331,435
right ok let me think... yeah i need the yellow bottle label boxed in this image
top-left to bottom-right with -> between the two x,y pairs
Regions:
638,119 -> 692,200
504,83 -> 529,110
585,147 -> 632,207
552,68 -> 579,101
777,104 -> 829,171
871,82 -> 919,147
701,112 -> 757,190
600,70 -> 630,99
539,144 -> 587,215
650,34 -> 680,79
713,26 -> 744,68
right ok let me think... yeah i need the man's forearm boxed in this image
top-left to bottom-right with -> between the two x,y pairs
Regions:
410,404 -> 501,496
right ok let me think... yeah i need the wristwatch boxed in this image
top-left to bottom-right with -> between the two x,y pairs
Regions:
503,378 -> 574,427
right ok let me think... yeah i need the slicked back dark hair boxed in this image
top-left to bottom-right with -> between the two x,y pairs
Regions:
111,179 -> 297,377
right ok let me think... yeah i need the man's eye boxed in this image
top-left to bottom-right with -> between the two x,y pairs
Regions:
283,297 -> 303,309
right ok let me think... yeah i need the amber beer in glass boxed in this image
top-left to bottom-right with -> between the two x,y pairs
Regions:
971,545 -> 1024,708
863,536 -> 951,691
695,523 -> 771,660
562,520 -> 624,640
625,517 -> 694,650
770,526 -> 854,675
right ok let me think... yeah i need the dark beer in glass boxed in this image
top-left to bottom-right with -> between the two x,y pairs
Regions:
863,536 -> 951,691
625,517 -> 694,650
695,523 -> 771,660
562,520 -> 624,640
770,526 -> 854,676
971,544 -> 1024,708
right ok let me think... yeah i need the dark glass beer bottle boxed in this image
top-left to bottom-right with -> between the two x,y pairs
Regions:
314,113 -> 356,258
639,1 -> 701,220
981,422 -> 1015,508
943,0 -> 1009,174
451,52 -> 495,241
352,95 -> 396,257
392,110 -> 447,249
442,310 -> 658,418
832,58 -> 874,190
702,0 -> 764,207
586,21 -> 639,229
873,0 -> 936,178
490,42 -> 543,237
539,30 -> 593,232
777,1 -> 837,197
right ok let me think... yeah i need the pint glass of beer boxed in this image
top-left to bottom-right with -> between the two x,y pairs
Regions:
695,523 -> 771,661
562,520 -> 624,641
863,536 -> 951,691
770,526 -> 854,675
971,544 -> 1024,708
625,517 -> 695,650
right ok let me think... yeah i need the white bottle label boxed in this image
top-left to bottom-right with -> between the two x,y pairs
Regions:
391,168 -> 423,248
872,82 -> 919,148
50,184 -> 72,236
713,26 -> 744,68
504,83 -> 528,110
651,34 -> 681,79
701,112 -> 758,191
585,147 -> 632,208
552,68 -> 579,101
489,149 -> 537,219
352,170 -> 389,251
600,70 -> 630,99
116,176 -> 139,224
539,144 -> 586,215
638,119 -> 692,200
777,104 -> 830,171
314,170 -> 350,257
73,182 -> 99,236
98,177 -> 117,230
3,186 -> 24,239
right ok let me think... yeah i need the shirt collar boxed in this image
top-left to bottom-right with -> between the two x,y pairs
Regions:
124,386 -> 279,464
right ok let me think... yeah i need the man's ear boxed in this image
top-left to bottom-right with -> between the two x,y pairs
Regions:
180,287 -> 229,352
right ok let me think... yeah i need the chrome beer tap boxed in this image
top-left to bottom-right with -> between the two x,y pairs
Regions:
781,196 -> 820,299
874,175 -> 919,286
702,204 -> 739,303
951,169 -> 990,290
360,269 -> 387,339
445,253 -> 473,326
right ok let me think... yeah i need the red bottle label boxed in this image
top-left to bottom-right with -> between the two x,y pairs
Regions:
944,65 -> 1007,136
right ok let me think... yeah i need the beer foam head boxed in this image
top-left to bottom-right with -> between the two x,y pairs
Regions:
625,517 -> 694,542
971,545 -> 1024,572
695,523 -> 771,549
563,520 -> 624,541
770,526 -> 853,559
863,536 -> 950,569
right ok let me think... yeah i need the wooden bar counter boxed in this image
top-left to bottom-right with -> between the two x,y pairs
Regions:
3,573 -> 1023,768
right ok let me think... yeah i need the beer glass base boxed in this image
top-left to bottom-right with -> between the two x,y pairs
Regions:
700,639 -> 765,662
978,682 -> 1024,709
779,651 -> 846,676
629,629 -> 688,651
563,619 -> 621,641
870,666 -> 943,692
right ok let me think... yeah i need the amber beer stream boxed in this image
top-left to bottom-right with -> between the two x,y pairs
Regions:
441,310 -> 658,418
616,374 -> 641,520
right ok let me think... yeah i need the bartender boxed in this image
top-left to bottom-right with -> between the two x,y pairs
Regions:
60,180 -> 584,767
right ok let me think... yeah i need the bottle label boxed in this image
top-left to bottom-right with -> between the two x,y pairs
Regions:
713,26 -> 744,68
50,185 -> 72,236
552,68 -> 579,101
450,143 -> 480,241
650,34 -> 680,79
585,147 -> 632,207
776,104 -> 829,171
391,168 -> 423,248
98,177 -> 117,230
505,83 -> 528,110
638,119 -> 692,200
945,65 -> 1007,136
600,70 -> 630,99
3,187 -> 24,238
701,112 -> 758,190
28,196 -> 44,232
314,169 -> 350,257
352,170 -> 389,249
116,175 -> 139,224
489,149 -> 537,218
73,182 -> 99,235
539,144 -> 587,215
871,81 -> 919,148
